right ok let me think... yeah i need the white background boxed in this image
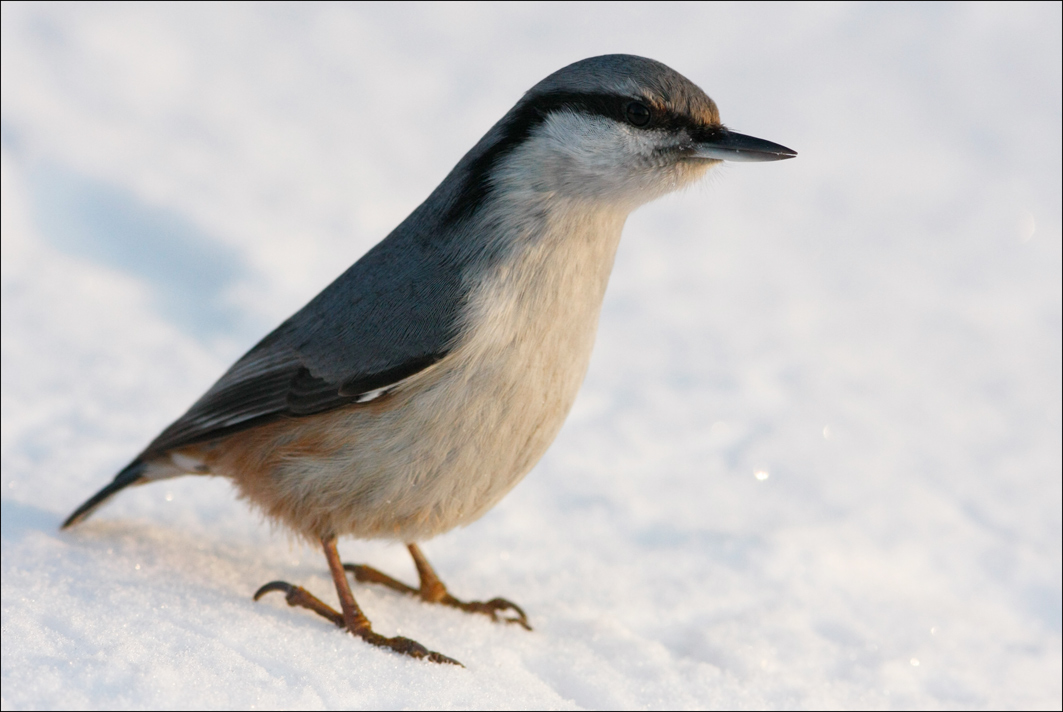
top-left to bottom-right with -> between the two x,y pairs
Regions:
2,3 -> 1060,709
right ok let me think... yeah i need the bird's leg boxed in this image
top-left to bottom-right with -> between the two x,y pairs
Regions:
344,543 -> 532,631
408,544 -> 532,630
254,537 -> 461,665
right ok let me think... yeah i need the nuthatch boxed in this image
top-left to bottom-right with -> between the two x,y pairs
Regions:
64,54 -> 795,665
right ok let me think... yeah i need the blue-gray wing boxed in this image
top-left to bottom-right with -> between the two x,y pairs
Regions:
141,231 -> 466,457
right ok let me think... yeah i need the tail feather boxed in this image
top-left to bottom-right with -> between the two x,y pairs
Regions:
62,459 -> 148,529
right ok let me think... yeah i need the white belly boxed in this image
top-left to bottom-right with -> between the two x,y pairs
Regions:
230,204 -> 626,542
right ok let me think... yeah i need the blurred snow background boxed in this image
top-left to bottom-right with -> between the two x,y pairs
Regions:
1,3 -> 1060,709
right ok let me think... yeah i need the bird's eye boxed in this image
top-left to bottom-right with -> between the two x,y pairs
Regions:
625,101 -> 652,127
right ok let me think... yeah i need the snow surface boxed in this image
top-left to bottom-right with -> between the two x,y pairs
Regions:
2,3 -> 1060,709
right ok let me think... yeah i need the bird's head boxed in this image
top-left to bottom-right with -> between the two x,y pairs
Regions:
449,54 -> 796,220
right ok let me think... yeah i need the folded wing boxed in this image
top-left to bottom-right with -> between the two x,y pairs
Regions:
140,228 -> 466,458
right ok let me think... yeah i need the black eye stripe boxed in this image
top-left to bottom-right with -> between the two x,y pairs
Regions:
444,90 -> 713,225
520,91 -> 705,134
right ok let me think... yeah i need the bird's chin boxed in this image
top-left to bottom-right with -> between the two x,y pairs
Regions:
673,155 -> 719,182
614,161 -> 715,208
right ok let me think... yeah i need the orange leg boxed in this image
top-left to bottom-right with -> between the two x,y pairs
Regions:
254,536 -> 461,665
345,543 -> 532,631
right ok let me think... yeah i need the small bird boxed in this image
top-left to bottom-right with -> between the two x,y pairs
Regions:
63,54 -> 795,665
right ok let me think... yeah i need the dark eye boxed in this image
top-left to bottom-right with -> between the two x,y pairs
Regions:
625,101 -> 652,127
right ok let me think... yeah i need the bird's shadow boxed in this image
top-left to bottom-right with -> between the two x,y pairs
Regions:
0,499 -> 61,542
29,163 -> 248,340
6,130 -> 261,344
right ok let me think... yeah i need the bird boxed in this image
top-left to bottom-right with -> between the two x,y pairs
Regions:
62,54 -> 795,665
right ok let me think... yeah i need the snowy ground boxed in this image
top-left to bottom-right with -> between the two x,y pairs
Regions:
2,3 -> 1060,709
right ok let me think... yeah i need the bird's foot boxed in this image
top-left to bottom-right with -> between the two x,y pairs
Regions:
444,595 -> 532,630
255,580 -> 343,625
343,563 -> 532,631
356,629 -> 462,666
253,580 -> 461,665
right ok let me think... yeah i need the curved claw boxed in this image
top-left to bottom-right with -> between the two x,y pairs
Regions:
254,578 -> 460,664
344,561 -> 534,631
253,580 -> 344,627
254,580 -> 296,601
462,597 -> 532,631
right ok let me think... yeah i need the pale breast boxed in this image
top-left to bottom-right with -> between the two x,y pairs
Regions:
216,203 -> 627,543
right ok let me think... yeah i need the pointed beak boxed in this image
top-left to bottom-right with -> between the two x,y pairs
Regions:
692,129 -> 797,162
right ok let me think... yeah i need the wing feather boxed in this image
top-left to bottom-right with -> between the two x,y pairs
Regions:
139,217 -> 466,458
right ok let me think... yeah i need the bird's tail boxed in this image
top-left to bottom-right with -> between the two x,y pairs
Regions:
62,459 -> 148,529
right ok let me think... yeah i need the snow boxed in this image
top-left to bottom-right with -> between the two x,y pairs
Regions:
2,3 -> 1060,709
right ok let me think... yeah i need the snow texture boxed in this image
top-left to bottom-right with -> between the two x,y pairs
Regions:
2,3 -> 1060,709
